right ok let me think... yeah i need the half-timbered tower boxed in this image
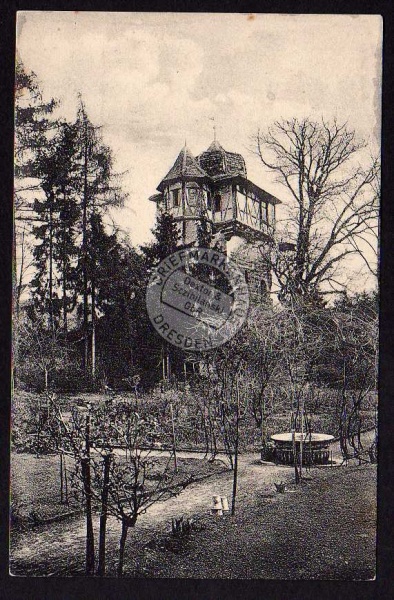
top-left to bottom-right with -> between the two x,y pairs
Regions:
149,139 -> 282,303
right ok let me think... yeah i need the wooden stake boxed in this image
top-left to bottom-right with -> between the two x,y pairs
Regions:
97,452 -> 111,576
60,452 -> 64,504
170,402 -> 178,473
300,398 -> 304,479
231,378 -> 240,516
64,453 -> 69,505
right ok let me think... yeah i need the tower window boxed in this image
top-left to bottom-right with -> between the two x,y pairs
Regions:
262,202 -> 268,223
260,280 -> 268,298
207,191 -> 212,211
188,187 -> 198,207
172,189 -> 180,207
214,193 -> 221,212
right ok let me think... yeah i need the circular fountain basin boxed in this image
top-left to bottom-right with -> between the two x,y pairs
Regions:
270,432 -> 335,465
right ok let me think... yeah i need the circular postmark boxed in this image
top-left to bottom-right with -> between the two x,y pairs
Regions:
146,247 -> 249,351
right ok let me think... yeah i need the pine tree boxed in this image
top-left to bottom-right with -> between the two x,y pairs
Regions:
140,211 -> 182,383
31,122 -> 81,335
14,59 -> 58,317
72,100 -> 127,378
196,215 -> 212,248
89,228 -> 144,384
141,211 -> 180,268
14,59 -> 58,183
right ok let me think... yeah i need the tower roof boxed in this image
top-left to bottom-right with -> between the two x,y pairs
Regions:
197,140 -> 247,178
158,146 -> 208,191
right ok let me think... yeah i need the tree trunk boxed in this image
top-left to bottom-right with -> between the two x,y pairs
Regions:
62,258 -> 68,336
82,411 -> 94,574
59,452 -> 64,503
49,196 -> 54,337
62,190 -> 68,337
221,402 -> 234,470
117,520 -> 129,577
169,402 -> 178,473
201,405 -> 209,457
64,452 -> 69,505
16,226 -> 25,321
82,124 -> 89,374
292,424 -> 300,484
81,456 -> 95,575
299,399 -> 304,479
231,379 -> 240,516
261,392 -> 266,452
97,453 -> 111,576
36,396 -> 41,458
91,277 -> 96,381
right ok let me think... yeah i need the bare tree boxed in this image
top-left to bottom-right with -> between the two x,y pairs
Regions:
271,301 -> 334,481
204,340 -> 251,514
46,397 -> 97,574
245,306 -> 285,454
14,225 -> 35,320
16,309 -> 74,391
330,304 -> 378,464
50,396 -> 197,577
253,118 -> 379,303
94,405 -> 194,576
191,356 -> 221,461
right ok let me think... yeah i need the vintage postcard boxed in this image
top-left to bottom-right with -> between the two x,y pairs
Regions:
12,12 -> 381,579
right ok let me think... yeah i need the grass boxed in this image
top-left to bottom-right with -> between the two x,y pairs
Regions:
10,453 -> 376,579
10,452 -> 227,529
121,464 -> 377,580
11,454 -> 79,526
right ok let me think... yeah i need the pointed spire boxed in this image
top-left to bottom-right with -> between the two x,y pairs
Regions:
207,139 -> 224,151
209,116 -> 217,142
157,145 -> 208,191
197,139 -> 247,177
182,141 -> 187,174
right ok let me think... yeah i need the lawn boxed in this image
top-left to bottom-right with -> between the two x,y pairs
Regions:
10,451 -> 376,579
10,452 -> 228,528
120,464 -> 377,580
10,453 -> 81,526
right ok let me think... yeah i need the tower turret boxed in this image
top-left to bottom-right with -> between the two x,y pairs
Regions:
150,145 -> 211,245
149,139 -> 282,303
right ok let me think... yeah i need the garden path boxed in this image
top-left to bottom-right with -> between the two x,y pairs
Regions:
10,453 -> 291,576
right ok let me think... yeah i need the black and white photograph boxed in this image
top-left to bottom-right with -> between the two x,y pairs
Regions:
11,12 -> 381,579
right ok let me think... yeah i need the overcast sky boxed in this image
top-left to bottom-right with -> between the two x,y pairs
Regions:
17,12 -> 382,250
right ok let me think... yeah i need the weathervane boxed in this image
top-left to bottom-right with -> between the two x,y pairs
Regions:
209,117 -> 217,141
